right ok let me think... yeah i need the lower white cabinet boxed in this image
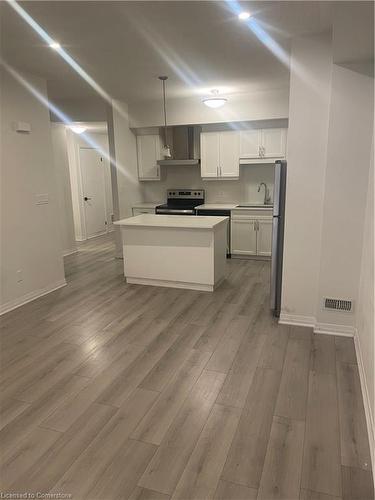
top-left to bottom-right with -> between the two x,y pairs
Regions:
231,218 -> 257,256
257,219 -> 273,256
231,213 -> 272,257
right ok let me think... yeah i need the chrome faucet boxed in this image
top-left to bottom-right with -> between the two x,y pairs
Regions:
258,182 -> 271,205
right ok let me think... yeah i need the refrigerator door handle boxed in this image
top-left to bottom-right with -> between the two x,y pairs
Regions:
273,161 -> 281,217
270,217 -> 279,310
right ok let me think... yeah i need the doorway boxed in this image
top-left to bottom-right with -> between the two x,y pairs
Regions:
80,148 -> 108,239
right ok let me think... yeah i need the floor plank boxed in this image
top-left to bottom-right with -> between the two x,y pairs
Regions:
221,368 -> 281,488
301,367 -> 342,497
275,336 -> 311,420
214,480 -> 257,500
132,349 -> 211,446
336,362 -> 372,470
138,370 -> 226,495
257,415 -> 305,500
341,465 -> 374,500
171,404 -> 241,500
51,388 -> 158,498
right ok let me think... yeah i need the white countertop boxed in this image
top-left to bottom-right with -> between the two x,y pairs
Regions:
115,214 -> 229,229
132,202 -> 162,209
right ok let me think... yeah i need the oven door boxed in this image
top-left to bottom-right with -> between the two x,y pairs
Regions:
155,208 -> 196,215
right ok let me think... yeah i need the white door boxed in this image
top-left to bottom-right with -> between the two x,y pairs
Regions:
201,132 -> 220,178
80,148 -> 107,239
257,219 -> 273,256
219,131 -> 240,178
231,219 -> 257,255
137,135 -> 161,180
261,128 -> 286,158
240,129 -> 261,158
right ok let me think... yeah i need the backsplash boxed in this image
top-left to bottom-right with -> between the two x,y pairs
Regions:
140,164 -> 275,204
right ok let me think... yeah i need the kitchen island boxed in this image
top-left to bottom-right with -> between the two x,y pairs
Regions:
114,214 -> 228,291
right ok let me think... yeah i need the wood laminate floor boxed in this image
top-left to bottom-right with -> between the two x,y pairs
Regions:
0,233 -> 373,500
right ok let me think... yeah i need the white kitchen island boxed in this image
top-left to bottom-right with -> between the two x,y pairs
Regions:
114,214 -> 228,291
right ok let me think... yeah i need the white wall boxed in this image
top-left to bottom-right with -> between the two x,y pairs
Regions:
129,87 -> 289,128
281,33 -> 333,323
317,65 -> 374,330
51,124 -> 77,255
356,137 -> 374,465
0,69 -> 65,314
109,100 -> 143,219
140,164 -> 275,205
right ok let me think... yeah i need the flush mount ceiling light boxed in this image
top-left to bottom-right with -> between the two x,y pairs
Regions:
238,11 -> 251,20
49,41 -> 61,50
69,125 -> 86,134
202,89 -> 228,108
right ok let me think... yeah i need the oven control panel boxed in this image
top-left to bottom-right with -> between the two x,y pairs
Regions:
167,189 -> 205,199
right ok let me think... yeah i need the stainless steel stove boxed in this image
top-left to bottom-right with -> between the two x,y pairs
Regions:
155,189 -> 205,215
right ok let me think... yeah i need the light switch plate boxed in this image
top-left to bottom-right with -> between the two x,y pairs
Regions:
35,194 -> 49,205
14,121 -> 31,133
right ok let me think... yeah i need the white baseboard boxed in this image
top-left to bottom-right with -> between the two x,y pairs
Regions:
0,279 -> 67,316
279,313 -> 315,328
354,332 -> 375,479
63,248 -> 78,257
279,313 -> 355,337
314,322 -> 356,337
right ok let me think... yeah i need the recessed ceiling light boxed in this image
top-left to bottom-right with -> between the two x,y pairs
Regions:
49,41 -> 61,50
238,12 -> 251,20
202,89 -> 228,108
69,125 -> 86,134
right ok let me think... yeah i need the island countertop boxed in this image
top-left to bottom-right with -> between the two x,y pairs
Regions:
114,214 -> 229,229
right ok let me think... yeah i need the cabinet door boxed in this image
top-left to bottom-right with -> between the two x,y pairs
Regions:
261,128 -> 286,158
201,132 -> 220,178
231,219 -> 257,255
137,135 -> 161,180
240,129 -> 261,158
219,131 -> 240,178
257,219 -> 273,256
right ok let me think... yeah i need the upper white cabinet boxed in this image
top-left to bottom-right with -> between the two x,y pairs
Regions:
240,128 -> 287,162
201,131 -> 240,179
239,129 -> 262,159
136,134 -> 162,181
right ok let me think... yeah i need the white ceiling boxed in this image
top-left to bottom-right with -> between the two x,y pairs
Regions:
1,1 -> 371,105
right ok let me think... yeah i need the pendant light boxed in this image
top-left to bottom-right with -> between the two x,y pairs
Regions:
158,76 -> 172,158
202,89 -> 227,108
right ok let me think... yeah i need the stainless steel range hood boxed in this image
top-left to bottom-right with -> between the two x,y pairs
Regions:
157,126 -> 201,166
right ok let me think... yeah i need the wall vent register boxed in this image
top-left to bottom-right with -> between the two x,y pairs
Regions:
323,297 -> 353,313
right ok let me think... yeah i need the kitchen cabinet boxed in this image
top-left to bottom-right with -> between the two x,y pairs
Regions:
201,131 -> 240,179
257,218 -> 273,256
240,128 -> 287,161
136,135 -> 162,181
231,209 -> 272,257
231,218 -> 258,255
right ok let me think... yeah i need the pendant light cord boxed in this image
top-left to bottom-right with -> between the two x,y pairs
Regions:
159,76 -> 168,146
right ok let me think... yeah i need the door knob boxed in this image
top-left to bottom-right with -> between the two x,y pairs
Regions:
84,196 -> 92,201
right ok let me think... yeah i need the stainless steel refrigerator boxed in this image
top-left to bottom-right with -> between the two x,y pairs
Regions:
270,160 -> 287,317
